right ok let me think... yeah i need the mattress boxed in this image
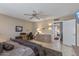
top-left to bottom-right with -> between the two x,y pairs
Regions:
0,40 -> 35,56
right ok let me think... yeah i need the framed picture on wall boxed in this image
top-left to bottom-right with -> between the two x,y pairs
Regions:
16,26 -> 23,32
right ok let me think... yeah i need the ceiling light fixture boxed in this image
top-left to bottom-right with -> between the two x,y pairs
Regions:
48,23 -> 52,26
48,27 -> 52,30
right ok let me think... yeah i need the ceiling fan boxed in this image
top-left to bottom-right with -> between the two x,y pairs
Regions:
24,10 -> 47,20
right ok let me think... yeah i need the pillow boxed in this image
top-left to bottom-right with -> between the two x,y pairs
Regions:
3,42 -> 14,51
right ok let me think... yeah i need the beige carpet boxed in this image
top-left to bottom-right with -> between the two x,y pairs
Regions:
73,46 -> 79,56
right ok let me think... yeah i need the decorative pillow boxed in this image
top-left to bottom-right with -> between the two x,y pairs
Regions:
3,42 -> 14,51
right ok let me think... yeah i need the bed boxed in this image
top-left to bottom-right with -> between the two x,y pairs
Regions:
0,40 -> 35,56
0,38 -> 45,56
0,36 -> 62,56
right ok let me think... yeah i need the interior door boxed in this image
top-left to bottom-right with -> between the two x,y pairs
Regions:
63,20 -> 76,46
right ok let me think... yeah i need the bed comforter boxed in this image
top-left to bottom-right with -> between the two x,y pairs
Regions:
0,40 -> 35,56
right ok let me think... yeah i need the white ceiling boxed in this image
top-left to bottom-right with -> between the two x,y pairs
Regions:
0,3 -> 79,22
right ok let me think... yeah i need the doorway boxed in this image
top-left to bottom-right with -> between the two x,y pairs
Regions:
53,22 -> 63,43
53,19 -> 76,46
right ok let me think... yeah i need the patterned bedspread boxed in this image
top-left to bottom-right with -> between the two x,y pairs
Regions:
11,39 -> 45,56
0,40 -> 35,56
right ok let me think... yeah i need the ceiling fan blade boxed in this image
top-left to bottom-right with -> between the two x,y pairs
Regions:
38,11 -> 49,16
24,14 -> 32,16
30,16 -> 34,19
33,10 -> 37,14
35,16 -> 40,20
35,14 -> 47,18
38,13 -> 48,16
